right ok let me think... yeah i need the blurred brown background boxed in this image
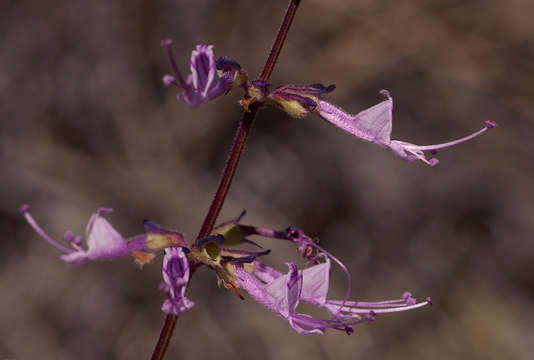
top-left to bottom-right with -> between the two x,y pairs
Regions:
1,0 -> 533,359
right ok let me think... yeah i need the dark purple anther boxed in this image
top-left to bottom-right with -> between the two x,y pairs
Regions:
63,231 -> 75,242
485,120 -> 497,129
366,311 -> 377,321
18,204 -> 30,215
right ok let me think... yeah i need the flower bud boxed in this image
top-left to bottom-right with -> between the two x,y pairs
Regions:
268,83 -> 335,118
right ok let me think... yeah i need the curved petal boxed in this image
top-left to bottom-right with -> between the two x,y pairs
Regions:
300,260 -> 330,306
85,209 -> 129,260
190,45 -> 219,97
318,90 -> 392,146
161,247 -> 195,315
262,263 -> 301,318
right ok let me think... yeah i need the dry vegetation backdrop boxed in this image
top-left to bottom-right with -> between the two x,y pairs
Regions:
1,0 -> 533,359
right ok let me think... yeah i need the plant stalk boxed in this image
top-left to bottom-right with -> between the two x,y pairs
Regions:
150,1 -> 301,359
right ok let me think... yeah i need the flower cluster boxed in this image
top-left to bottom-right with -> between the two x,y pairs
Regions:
21,204 -> 430,334
160,42 -> 496,167
21,41 -> 497,337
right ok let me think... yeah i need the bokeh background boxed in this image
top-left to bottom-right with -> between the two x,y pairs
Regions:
2,0 -> 533,359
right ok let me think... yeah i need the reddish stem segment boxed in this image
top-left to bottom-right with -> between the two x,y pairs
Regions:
151,1 -> 301,359
259,0 -> 301,82
194,103 -> 260,242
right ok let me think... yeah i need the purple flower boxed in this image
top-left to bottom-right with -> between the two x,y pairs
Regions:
207,212 -> 430,334
160,247 -> 195,315
161,40 -> 247,108
317,90 -> 497,166
19,205 -> 175,265
236,257 -> 430,335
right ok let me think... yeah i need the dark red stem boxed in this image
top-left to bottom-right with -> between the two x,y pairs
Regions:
150,1 -> 301,359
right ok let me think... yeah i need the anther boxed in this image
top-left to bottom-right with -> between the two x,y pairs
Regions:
485,120 -> 497,129
160,39 -> 173,48
18,204 -> 30,215
162,74 -> 175,87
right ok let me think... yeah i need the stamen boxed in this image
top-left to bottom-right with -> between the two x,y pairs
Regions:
327,299 -> 410,308
19,205 -> 74,254
64,231 -> 82,246
402,291 -> 417,305
303,239 -> 352,319
331,298 -> 431,315
404,121 -> 496,152
366,311 -> 376,321
162,74 -> 178,87
63,231 -> 75,242
160,39 -> 173,48
160,39 -> 188,89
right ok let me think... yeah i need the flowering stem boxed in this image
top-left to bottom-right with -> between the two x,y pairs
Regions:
150,1 -> 301,359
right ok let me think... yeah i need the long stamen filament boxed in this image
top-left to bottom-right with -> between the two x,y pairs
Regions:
304,240 -> 352,319
404,122 -> 494,151
161,40 -> 188,89
327,298 -> 407,306
19,205 -> 74,254
332,299 -> 431,315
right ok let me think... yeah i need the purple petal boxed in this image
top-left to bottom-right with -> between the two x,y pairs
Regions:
288,313 -> 326,335
286,263 -> 302,314
300,261 -> 330,306
177,90 -> 205,108
161,247 -> 194,315
235,266 -> 279,313
318,90 -> 393,146
190,45 -> 218,97
262,263 -> 300,318
252,261 -> 281,283
84,209 -> 129,260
